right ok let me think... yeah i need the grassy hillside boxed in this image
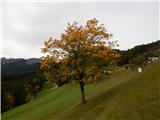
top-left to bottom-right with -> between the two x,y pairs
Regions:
2,60 -> 160,120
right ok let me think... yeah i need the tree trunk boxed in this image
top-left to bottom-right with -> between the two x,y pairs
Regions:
79,81 -> 87,104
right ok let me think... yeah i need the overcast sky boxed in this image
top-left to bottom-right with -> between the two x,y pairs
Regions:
2,1 -> 159,58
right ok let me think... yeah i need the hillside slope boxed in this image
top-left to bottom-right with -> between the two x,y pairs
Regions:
2,60 -> 160,120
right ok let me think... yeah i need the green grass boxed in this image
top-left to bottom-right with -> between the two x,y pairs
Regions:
2,60 -> 160,120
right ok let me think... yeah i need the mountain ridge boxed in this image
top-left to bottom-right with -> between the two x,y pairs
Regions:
1,57 -> 41,74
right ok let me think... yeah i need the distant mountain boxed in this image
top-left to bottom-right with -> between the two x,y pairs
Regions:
1,57 -> 41,74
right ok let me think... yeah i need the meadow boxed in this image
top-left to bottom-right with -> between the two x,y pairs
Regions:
2,60 -> 160,120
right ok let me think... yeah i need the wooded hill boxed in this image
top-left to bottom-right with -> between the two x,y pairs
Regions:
117,40 -> 160,66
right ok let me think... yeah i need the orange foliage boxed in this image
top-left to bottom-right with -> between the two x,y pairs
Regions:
41,18 -> 119,85
4,92 -> 15,109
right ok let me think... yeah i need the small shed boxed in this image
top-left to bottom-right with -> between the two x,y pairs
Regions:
138,67 -> 142,72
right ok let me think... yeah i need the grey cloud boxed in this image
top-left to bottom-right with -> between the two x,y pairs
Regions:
2,2 -> 159,58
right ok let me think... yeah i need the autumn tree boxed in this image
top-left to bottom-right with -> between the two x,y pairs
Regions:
4,92 -> 15,109
41,18 -> 119,103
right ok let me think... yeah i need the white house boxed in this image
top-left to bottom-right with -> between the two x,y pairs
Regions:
148,57 -> 158,63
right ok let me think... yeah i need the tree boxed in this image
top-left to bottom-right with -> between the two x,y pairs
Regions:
4,92 -> 15,109
41,18 -> 119,103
